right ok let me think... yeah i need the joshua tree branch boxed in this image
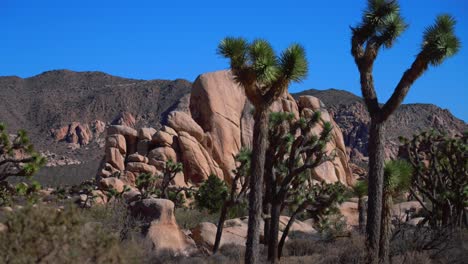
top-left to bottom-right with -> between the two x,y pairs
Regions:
380,54 -> 428,122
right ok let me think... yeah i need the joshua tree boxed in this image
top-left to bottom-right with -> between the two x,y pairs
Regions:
0,123 -> 46,181
218,38 -> 308,264
352,179 -> 369,233
401,131 -> 468,229
135,160 -> 191,207
380,159 -> 412,263
263,111 -> 336,262
213,148 -> 250,253
350,1 -> 460,262
277,181 -> 346,259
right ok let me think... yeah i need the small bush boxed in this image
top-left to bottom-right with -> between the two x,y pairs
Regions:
284,239 -> 326,257
0,204 -> 146,263
175,208 -> 219,229
217,243 -> 245,261
194,174 -> 227,214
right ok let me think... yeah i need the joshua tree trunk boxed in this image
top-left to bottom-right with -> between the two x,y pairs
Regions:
379,192 -> 392,264
267,200 -> 281,263
213,201 -> 229,253
278,202 -> 307,259
358,196 -> 367,233
263,182 -> 272,245
366,119 -> 385,264
263,157 -> 274,244
245,106 -> 269,264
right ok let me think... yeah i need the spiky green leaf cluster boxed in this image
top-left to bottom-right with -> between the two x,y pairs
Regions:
383,159 -> 413,195
218,37 -> 308,88
279,44 -> 309,82
352,180 -> 368,198
354,0 -> 407,48
421,14 -> 461,66
217,37 -> 248,69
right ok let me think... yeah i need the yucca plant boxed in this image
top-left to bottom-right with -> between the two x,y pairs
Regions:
380,159 -> 413,263
218,38 -> 308,264
350,1 -> 460,263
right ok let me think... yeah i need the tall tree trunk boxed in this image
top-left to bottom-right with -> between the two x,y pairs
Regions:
213,201 -> 229,253
278,203 -> 306,259
267,200 -> 281,263
358,196 -> 367,233
245,107 -> 269,264
379,192 -> 392,264
263,182 -> 272,245
366,119 -> 385,264
263,158 -> 274,245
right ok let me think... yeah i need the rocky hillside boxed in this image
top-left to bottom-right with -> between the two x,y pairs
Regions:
0,70 -> 191,184
293,89 -> 467,163
0,70 -> 465,185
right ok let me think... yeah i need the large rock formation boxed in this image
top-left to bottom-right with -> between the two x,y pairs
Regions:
98,70 -> 354,187
294,89 -> 467,163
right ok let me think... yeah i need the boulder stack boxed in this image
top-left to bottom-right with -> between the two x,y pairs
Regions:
97,70 -> 354,187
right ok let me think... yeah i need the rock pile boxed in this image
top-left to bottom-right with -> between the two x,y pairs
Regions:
97,70 -> 354,187
51,120 -> 106,146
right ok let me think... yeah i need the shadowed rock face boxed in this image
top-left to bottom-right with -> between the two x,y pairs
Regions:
98,70 -> 354,187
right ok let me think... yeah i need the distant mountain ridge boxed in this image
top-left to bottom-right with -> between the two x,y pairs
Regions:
0,70 -> 465,184
0,70 -> 191,184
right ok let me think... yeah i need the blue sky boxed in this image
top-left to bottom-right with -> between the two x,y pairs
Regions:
1,0 -> 467,121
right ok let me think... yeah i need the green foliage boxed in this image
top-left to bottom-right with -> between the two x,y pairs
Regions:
384,159 -> 413,196
136,173 -> 156,196
0,205 -> 121,263
0,182 -> 13,206
217,37 -> 308,96
279,44 -> 308,82
195,174 -> 228,214
352,180 -> 368,198
0,203 -> 148,263
422,14 -> 461,66
134,159 -> 190,208
401,131 -> 468,228
175,208 -> 220,230
317,214 -> 349,241
217,37 -> 248,69
302,182 -> 348,221
353,0 -> 407,48
0,123 -> 46,181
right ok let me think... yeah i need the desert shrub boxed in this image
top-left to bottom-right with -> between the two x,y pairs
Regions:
391,225 -> 468,263
282,233 -> 366,263
284,239 -> 326,257
319,234 -> 366,264
0,204 -> 146,263
391,251 -> 434,264
174,208 -> 219,229
217,243 -> 245,261
194,174 -> 228,214
0,181 -> 13,206
317,213 -> 349,241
